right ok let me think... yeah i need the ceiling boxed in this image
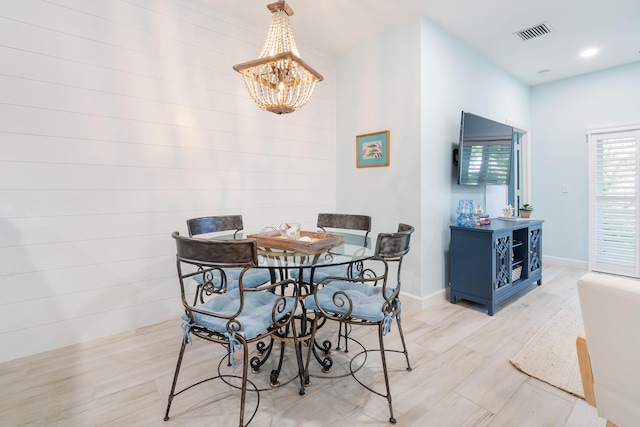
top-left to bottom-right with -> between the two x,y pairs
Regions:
204,0 -> 640,86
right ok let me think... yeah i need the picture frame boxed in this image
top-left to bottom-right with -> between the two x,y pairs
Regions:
356,130 -> 390,168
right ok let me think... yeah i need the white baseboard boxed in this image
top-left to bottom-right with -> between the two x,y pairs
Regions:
543,255 -> 588,270
402,257 -> 589,313
400,288 -> 447,311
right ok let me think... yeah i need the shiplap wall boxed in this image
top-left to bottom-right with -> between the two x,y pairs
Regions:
0,0 -> 336,362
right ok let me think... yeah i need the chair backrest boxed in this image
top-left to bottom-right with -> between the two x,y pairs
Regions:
173,231 -> 257,267
317,213 -> 371,238
577,272 -> 640,426
375,223 -> 414,261
172,231 -> 259,309
371,223 -> 414,291
186,215 -> 244,238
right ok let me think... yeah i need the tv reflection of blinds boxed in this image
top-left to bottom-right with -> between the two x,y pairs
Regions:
458,112 -> 513,186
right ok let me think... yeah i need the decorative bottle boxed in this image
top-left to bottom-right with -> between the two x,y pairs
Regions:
456,199 -> 477,227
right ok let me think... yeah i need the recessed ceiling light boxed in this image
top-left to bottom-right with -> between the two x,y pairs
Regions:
580,48 -> 599,58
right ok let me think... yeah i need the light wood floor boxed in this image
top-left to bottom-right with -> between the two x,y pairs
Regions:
0,264 -> 607,426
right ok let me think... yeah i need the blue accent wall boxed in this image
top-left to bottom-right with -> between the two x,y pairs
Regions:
531,62 -> 640,263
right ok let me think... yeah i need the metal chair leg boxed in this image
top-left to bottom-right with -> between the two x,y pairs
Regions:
396,315 -> 412,371
377,323 -> 396,424
239,340 -> 250,427
337,322 -> 351,352
164,339 -> 187,421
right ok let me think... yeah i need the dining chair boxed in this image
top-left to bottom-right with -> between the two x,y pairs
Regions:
164,232 -> 306,426
186,215 -> 273,298
291,213 -> 371,284
289,213 -> 372,351
304,223 -> 414,424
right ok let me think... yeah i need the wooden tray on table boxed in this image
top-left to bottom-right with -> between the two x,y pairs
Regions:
246,230 -> 345,255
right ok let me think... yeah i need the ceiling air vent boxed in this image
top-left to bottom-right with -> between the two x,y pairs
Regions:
515,23 -> 552,41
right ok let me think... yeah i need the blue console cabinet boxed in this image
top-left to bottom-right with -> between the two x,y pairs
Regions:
449,219 -> 543,315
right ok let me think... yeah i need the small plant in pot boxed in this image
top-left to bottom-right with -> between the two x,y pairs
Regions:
520,204 -> 534,218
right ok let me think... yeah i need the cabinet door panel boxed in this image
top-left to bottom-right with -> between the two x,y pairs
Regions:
529,226 -> 542,274
494,232 -> 512,289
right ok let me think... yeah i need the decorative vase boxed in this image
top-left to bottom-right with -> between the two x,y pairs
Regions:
456,199 -> 477,227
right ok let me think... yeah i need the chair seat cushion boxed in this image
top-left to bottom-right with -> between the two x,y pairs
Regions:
183,289 -> 295,340
289,264 -> 349,283
304,281 -> 395,322
193,267 -> 271,290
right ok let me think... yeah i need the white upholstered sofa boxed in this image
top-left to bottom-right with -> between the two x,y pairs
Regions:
576,272 -> 640,427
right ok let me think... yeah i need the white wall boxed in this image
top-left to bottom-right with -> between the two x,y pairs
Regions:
336,20 -> 423,296
0,0 -> 336,362
420,17 -> 530,297
335,17 -> 530,301
531,62 -> 640,263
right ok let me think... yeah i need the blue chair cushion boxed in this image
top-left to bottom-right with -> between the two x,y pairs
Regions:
289,264 -> 349,283
304,281 -> 396,323
193,267 -> 271,291
182,288 -> 296,340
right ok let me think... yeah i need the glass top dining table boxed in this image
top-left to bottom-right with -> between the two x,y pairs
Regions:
214,231 -> 375,384
220,231 -> 375,270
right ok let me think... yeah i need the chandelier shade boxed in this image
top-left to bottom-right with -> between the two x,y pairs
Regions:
232,1 -> 323,115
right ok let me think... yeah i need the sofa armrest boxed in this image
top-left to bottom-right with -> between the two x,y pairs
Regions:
578,272 -> 640,427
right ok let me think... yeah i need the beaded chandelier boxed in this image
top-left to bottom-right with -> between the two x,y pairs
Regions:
232,1 -> 324,115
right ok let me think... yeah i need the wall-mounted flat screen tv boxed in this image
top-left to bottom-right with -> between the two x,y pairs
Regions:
458,111 -> 513,186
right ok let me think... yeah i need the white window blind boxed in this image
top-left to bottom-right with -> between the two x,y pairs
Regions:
589,126 -> 640,278
459,136 -> 512,185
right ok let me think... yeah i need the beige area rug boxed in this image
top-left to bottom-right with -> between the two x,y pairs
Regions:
510,301 -> 585,398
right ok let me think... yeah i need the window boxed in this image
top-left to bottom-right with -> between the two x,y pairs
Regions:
588,125 -> 640,278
